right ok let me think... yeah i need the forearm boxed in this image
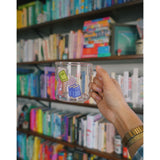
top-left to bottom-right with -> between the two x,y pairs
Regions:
114,103 -> 143,158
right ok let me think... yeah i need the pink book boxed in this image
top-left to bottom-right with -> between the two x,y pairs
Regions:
106,122 -> 115,153
30,108 -> 36,131
52,75 -> 55,100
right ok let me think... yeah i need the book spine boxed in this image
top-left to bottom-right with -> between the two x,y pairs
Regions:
123,71 -> 129,101
132,68 -> 139,108
86,115 -> 93,148
106,123 -> 115,153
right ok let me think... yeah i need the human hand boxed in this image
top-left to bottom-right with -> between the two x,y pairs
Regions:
89,65 -> 127,124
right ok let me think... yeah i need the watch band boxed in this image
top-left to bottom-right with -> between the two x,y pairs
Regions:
127,132 -> 143,148
122,125 -> 143,147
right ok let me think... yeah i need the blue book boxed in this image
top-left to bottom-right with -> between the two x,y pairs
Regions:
79,0 -> 85,13
118,0 -> 123,4
81,71 -> 85,93
84,0 -> 88,12
107,0 -> 112,7
98,46 -> 110,54
70,0 -> 74,15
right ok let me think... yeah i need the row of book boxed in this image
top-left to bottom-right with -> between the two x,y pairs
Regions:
29,106 -> 117,153
17,133 -> 108,160
111,68 -> 143,109
17,67 -> 56,99
17,0 -> 132,29
17,16 -> 115,62
17,66 -> 143,108
17,30 -> 84,62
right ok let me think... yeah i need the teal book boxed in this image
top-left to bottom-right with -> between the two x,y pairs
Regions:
26,136 -> 34,160
51,0 -> 56,20
84,0 -> 89,12
42,108 -> 50,135
17,75 -> 21,95
55,0 -> 59,19
28,4 -> 36,26
46,109 -> 56,136
35,0 -> 43,24
46,0 -> 51,21
70,0 -> 74,15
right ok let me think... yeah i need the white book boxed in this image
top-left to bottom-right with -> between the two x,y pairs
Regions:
98,122 -> 102,150
24,40 -> 28,62
17,42 -> 20,62
123,71 -> 129,101
68,31 -> 74,59
100,122 -> 105,151
42,39 -> 47,61
33,39 -> 39,61
117,75 -> 124,93
138,76 -> 143,108
28,39 -> 34,62
83,119 -> 87,147
86,113 -> 102,148
20,39 -> 24,62
132,68 -> 139,108
49,34 -> 54,60
46,37 -> 51,60
38,38 -> 43,61
106,122 -> 115,153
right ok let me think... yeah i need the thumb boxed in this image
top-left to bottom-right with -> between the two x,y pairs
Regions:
96,65 -> 111,83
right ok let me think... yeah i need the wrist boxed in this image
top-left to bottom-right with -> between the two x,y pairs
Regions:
114,103 -> 143,138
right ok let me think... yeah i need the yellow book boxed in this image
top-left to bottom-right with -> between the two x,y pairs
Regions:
22,7 -> 27,27
37,109 -> 43,133
32,137 -> 41,160
17,10 -> 22,29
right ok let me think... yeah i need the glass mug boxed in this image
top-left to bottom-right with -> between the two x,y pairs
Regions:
55,62 -> 93,103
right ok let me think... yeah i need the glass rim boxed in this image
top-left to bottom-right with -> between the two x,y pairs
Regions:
55,61 -> 93,67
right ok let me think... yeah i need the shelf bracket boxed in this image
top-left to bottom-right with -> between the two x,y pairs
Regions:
35,100 -> 49,108
34,64 -> 43,72
32,29 -> 45,39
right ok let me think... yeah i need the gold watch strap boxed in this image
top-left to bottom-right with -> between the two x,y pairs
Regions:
122,125 -> 143,146
127,132 -> 143,148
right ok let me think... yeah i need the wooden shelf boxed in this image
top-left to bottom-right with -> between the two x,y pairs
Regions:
17,0 -> 143,32
17,55 -> 143,65
17,95 -> 143,114
17,128 -> 127,160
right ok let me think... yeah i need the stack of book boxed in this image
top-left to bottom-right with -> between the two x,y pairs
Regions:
17,0 -> 132,29
82,16 -> 115,58
17,67 -> 56,99
29,107 -> 116,153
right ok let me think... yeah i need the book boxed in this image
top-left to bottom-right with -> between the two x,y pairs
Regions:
106,122 -> 115,153
86,113 -> 102,148
44,67 -> 55,98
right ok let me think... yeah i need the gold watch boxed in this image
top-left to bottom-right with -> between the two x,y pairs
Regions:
122,125 -> 143,147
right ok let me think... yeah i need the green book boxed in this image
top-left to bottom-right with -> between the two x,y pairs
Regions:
35,0 -> 43,24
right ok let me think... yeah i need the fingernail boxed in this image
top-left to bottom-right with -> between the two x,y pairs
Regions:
96,95 -> 101,101
98,76 -> 102,81
96,87 -> 102,92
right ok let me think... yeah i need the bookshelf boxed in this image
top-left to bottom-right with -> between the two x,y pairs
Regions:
17,95 -> 143,114
17,55 -> 143,65
17,0 -> 143,32
17,0 -> 143,159
17,128 -> 127,160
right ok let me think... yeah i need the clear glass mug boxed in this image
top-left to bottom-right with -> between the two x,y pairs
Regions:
55,62 -> 93,103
